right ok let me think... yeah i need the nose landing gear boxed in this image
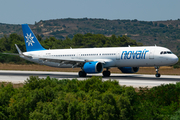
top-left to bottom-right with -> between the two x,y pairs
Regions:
155,66 -> 161,77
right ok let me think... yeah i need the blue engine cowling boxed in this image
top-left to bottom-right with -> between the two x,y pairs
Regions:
83,61 -> 103,73
118,67 -> 139,73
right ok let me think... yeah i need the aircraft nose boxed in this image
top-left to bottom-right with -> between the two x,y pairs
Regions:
172,55 -> 179,64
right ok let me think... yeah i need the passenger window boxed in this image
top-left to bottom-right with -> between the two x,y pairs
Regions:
164,51 -> 167,54
160,51 -> 163,54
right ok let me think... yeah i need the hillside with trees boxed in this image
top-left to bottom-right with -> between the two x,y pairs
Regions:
0,18 -> 180,56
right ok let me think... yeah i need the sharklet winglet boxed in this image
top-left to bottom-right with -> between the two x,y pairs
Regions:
15,44 -> 22,54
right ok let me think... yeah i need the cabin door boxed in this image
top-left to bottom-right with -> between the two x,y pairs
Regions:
149,48 -> 156,59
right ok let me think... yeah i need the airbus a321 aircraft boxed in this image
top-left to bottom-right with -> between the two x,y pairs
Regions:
14,24 -> 178,77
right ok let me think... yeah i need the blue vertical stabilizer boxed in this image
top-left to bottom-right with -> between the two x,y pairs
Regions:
22,24 -> 46,52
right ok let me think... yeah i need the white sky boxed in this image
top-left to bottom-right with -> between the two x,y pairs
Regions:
0,0 -> 179,24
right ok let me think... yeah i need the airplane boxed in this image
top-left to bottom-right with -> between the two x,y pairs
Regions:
14,24 -> 178,77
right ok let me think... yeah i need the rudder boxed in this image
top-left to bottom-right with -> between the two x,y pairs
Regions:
22,24 -> 46,52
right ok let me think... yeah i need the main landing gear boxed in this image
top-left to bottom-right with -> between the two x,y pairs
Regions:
78,71 -> 87,77
103,68 -> 111,77
78,68 -> 111,77
155,66 -> 161,77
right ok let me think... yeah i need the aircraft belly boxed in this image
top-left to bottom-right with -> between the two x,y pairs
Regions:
116,59 -> 149,67
103,62 -> 116,68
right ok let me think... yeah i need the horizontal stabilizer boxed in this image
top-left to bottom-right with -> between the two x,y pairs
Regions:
2,53 -> 19,56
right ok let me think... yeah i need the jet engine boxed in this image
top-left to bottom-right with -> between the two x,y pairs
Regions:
83,61 -> 103,73
118,67 -> 139,73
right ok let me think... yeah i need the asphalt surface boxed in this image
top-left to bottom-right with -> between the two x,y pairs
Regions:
0,70 -> 179,87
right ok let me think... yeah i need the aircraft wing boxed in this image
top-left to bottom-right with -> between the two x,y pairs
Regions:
39,57 -> 84,67
39,57 -> 111,68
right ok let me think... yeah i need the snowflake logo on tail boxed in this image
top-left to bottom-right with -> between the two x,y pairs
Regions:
25,33 -> 35,46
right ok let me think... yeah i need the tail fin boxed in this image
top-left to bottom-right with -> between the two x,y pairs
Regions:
22,24 -> 46,52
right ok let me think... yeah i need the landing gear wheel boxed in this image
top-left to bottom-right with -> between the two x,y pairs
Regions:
155,66 -> 161,78
103,71 -> 111,77
155,73 -> 161,77
79,71 -> 87,77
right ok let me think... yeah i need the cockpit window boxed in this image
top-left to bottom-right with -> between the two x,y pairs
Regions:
167,51 -> 172,54
160,51 -> 173,54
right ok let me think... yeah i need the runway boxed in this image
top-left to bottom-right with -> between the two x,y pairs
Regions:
0,70 -> 179,87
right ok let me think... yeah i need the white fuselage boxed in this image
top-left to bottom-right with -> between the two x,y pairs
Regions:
22,46 -> 178,68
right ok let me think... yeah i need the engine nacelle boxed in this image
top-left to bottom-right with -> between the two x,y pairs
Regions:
118,67 -> 139,73
83,61 -> 103,73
